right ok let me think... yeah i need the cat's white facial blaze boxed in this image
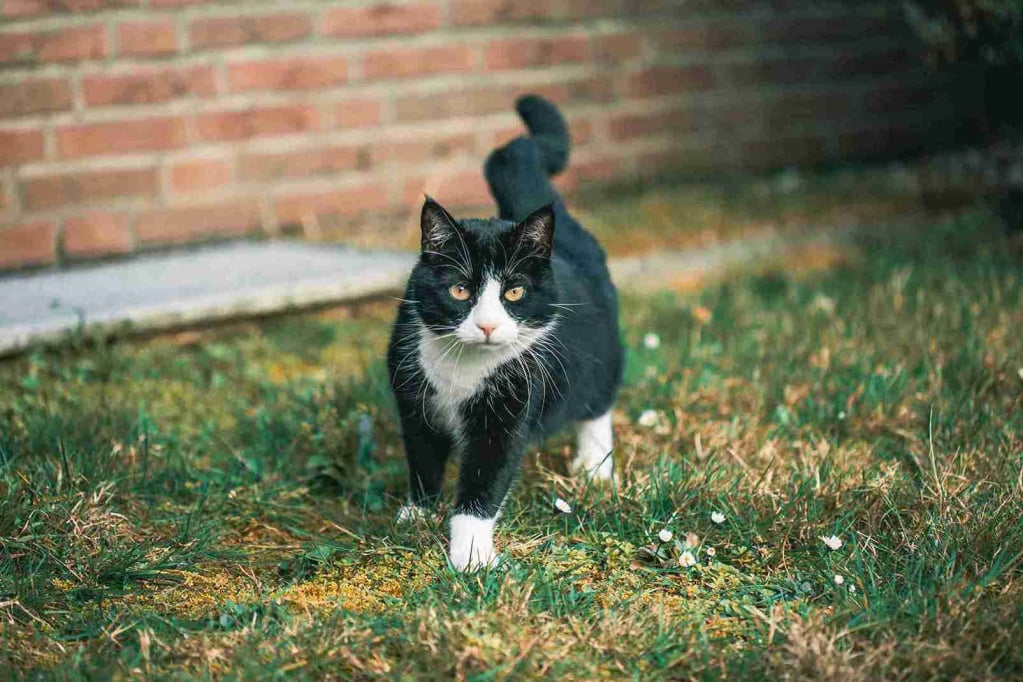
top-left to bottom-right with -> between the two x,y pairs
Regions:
449,514 -> 497,571
456,275 -> 518,347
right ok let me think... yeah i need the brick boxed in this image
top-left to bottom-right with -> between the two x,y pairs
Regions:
274,183 -> 389,225
403,168 -> 489,208
0,177 -> 11,212
196,106 -> 319,141
62,211 -> 132,258
3,0 -> 138,18
50,27 -> 105,62
189,12 -> 312,49
396,86 -> 514,122
150,0 -> 205,6
168,157 -> 233,194
593,33 -> 643,62
483,36 -> 589,70
824,47 -> 916,80
451,0 -> 552,26
762,15 -> 892,46
723,58 -> 819,88
83,66 -> 215,106
22,167 -> 159,210
372,132 -> 474,166
0,25 -> 106,65
328,99 -> 382,129
760,92 -> 851,127
395,79 -> 611,123
0,78 -> 73,118
363,45 -> 473,81
489,125 -> 525,149
239,144 -> 368,182
57,117 -> 187,158
650,23 -> 749,52
0,128 -> 45,165
609,108 -> 690,140
568,117 -> 595,146
572,0 -> 630,20
0,220 -> 56,269
322,3 -> 440,37
627,65 -> 714,97
135,199 -> 263,246
571,156 -> 622,183
530,77 -> 614,106
118,20 -> 178,57
227,57 -> 347,92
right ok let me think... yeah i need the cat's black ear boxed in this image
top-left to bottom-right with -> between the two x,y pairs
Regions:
512,204 -> 556,258
420,196 -> 460,253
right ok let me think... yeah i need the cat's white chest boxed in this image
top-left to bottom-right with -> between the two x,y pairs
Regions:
417,333 -> 514,437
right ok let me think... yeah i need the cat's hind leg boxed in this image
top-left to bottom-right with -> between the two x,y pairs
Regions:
570,409 -> 614,482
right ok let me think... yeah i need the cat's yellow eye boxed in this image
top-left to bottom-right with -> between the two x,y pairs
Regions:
449,284 -> 471,301
504,286 -> 525,302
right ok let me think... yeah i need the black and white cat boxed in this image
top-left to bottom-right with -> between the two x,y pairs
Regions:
387,95 -> 623,571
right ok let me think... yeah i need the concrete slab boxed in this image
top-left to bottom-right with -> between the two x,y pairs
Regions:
0,222 -> 882,357
0,241 -> 416,356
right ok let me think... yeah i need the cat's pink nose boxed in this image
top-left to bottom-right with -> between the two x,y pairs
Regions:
477,323 -> 498,339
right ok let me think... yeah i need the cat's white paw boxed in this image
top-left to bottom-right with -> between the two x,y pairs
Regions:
449,514 -> 497,572
573,411 -> 615,483
396,503 -> 426,524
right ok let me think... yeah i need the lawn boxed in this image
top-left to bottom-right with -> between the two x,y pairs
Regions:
1,200 -> 1021,679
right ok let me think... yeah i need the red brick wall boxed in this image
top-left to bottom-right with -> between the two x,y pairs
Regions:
0,1 -> 961,270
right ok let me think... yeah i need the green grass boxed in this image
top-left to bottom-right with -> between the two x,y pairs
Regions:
1,208 -> 1021,680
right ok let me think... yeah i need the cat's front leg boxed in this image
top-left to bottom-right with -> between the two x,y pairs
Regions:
396,408 -> 452,523
449,428 -> 525,571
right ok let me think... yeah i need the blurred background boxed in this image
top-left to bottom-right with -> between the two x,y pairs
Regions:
0,0 -> 1019,270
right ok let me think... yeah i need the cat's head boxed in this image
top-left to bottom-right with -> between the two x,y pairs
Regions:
408,197 -> 558,349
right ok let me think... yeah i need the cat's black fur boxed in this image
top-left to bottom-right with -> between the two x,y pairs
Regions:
387,95 -> 622,525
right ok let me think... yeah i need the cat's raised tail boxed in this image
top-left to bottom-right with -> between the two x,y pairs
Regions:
484,95 -> 569,222
515,94 -> 569,176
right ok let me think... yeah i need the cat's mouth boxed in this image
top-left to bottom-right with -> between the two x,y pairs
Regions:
463,337 -> 510,350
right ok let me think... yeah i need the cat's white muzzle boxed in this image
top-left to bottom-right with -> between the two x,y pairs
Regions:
455,276 -> 519,347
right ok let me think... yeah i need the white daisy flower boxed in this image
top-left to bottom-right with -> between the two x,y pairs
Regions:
554,498 -> 572,514
657,529 -> 673,543
678,551 -> 697,568
821,535 -> 843,551
1018,367 -> 1023,381
711,511 -> 725,525
637,410 -> 659,428
849,584 -> 857,593
643,333 -> 661,349
705,546 -> 716,558
811,294 -> 836,315
833,574 -> 845,585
